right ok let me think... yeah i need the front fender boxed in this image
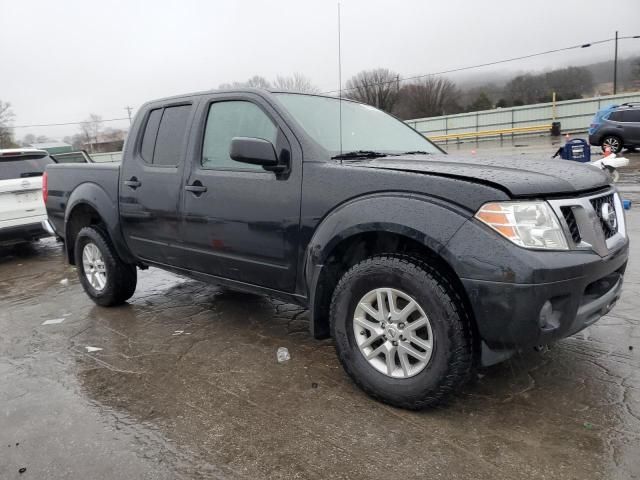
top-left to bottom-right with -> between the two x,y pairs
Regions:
303,193 -> 471,337
64,182 -> 135,264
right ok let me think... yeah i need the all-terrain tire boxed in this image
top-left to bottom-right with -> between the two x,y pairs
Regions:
74,226 -> 137,306
330,254 -> 474,409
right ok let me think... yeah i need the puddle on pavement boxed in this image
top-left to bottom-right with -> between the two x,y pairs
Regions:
1,223 -> 639,479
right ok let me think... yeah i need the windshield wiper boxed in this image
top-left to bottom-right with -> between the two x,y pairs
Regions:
399,151 -> 430,155
331,150 -> 388,160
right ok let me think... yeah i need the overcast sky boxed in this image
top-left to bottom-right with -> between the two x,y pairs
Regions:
1,0 -> 639,140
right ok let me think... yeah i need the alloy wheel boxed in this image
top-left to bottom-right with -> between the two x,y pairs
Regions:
82,242 -> 107,291
353,288 -> 434,378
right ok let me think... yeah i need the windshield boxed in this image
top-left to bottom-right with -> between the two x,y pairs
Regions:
0,155 -> 54,180
275,93 -> 441,156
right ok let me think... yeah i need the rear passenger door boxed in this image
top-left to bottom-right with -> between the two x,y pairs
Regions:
178,94 -> 302,292
622,109 -> 640,144
119,102 -> 194,264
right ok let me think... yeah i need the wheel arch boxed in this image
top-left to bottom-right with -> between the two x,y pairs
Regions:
64,183 -> 134,265
303,194 -> 475,340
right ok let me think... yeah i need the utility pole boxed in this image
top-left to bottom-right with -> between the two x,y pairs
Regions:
125,106 -> 133,125
613,31 -> 619,94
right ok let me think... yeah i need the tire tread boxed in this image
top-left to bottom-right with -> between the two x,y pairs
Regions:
329,253 -> 474,409
75,226 -> 137,306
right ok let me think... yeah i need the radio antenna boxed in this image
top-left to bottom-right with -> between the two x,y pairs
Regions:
337,2 -> 343,163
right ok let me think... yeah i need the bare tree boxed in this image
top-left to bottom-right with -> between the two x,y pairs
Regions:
21,133 -> 37,146
219,75 -> 272,90
20,133 -> 51,146
344,68 -> 400,113
66,134 -> 86,151
394,76 -> 462,119
0,100 -> 16,148
273,73 -> 320,93
102,127 -> 127,142
79,114 -> 103,153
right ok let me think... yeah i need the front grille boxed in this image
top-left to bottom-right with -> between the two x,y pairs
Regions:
561,207 -> 581,243
590,194 -> 617,239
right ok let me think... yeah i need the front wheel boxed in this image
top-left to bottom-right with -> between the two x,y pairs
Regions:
330,254 -> 474,409
74,226 -> 137,306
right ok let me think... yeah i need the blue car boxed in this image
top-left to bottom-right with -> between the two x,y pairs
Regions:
589,102 -> 640,153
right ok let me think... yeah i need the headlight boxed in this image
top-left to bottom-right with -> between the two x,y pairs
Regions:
475,201 -> 568,250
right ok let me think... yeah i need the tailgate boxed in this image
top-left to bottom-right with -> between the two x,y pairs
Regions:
0,177 -> 45,222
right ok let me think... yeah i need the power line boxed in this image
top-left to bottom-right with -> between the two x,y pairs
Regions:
10,117 -> 130,129
322,35 -> 640,94
8,34 -> 640,129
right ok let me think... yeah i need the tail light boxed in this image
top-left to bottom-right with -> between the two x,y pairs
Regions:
42,171 -> 48,203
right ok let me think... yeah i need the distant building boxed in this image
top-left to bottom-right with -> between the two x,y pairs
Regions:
30,141 -> 73,155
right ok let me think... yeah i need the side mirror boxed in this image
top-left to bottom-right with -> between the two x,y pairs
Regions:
230,137 -> 278,167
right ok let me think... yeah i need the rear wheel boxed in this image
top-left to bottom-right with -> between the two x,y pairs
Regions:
601,135 -> 623,154
74,226 -> 137,306
330,254 -> 474,409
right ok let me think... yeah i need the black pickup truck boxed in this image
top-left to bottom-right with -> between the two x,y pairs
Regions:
45,90 -> 629,409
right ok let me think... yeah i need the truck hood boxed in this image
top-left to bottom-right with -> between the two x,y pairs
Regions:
351,154 -> 611,197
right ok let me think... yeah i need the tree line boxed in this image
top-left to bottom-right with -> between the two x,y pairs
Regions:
1,58 -> 638,148
342,65 -> 598,119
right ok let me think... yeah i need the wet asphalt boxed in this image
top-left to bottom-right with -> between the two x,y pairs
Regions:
1,157 -> 640,479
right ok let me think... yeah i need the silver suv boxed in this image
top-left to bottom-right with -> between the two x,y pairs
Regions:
589,102 -> 640,153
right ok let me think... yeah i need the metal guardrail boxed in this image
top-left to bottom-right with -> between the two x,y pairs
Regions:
407,92 -> 640,142
428,124 -> 551,142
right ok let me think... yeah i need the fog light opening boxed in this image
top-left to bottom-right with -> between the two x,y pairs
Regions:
539,300 -> 561,332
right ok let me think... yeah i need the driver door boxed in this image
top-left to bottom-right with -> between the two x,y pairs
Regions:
178,94 -> 302,292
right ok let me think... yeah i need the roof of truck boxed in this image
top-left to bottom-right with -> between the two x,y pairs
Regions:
141,88 -> 357,107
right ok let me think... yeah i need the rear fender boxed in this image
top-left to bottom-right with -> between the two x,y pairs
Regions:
64,182 -> 135,264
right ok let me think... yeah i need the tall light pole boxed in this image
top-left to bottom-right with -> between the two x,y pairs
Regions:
613,31 -> 619,94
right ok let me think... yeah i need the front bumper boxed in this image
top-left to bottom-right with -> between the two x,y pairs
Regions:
445,189 -> 629,363
0,219 -> 54,246
588,133 -> 603,146
462,242 -> 627,352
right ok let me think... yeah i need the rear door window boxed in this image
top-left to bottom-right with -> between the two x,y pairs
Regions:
608,111 -> 624,122
153,105 -> 192,166
0,156 -> 53,180
609,109 -> 640,123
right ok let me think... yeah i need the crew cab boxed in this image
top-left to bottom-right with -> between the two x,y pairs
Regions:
44,90 -> 629,409
0,148 -> 55,247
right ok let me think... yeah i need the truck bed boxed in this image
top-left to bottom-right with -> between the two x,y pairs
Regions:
45,163 -> 120,238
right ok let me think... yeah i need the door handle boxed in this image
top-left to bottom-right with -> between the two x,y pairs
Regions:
124,177 -> 141,189
185,181 -> 207,195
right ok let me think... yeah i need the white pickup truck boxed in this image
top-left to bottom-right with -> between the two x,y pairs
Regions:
0,148 -> 55,247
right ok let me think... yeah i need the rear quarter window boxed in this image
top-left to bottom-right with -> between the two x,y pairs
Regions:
140,108 -> 163,163
625,109 -> 640,123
